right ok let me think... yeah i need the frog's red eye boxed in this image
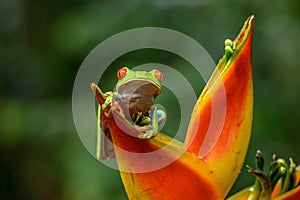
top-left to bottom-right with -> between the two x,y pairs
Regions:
154,70 -> 163,82
117,67 -> 127,79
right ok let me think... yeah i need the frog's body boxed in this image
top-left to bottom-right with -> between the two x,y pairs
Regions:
102,67 -> 166,139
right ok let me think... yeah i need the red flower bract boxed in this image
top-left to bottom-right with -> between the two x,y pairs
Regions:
92,15 -> 255,200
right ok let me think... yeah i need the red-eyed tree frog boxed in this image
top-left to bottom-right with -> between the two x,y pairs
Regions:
102,67 -> 166,139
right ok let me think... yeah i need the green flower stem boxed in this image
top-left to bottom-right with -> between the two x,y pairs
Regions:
247,165 -> 272,200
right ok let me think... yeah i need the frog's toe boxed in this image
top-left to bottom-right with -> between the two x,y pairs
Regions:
138,133 -> 146,139
138,131 -> 156,139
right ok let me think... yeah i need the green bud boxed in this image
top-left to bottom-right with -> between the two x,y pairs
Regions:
224,39 -> 233,47
247,165 -> 272,200
255,150 -> 264,171
288,158 -> 297,188
270,166 -> 286,190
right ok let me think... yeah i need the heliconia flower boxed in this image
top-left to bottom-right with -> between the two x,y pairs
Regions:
227,151 -> 300,200
184,15 -> 254,197
271,170 -> 300,200
228,179 -> 300,200
91,15 -> 254,199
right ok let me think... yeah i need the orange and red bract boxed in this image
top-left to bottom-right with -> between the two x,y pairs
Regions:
92,16 -> 255,200
274,187 -> 300,200
103,114 -> 219,200
184,16 -> 254,197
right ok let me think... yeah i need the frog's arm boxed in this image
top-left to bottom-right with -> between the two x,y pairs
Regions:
102,92 -> 119,111
150,106 -> 159,138
139,106 -> 166,139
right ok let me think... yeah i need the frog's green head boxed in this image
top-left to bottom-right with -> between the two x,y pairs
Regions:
115,67 -> 163,93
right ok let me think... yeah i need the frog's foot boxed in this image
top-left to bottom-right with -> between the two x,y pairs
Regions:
134,124 -> 152,139
138,129 -> 157,139
102,96 -> 112,111
103,91 -> 117,98
112,102 -> 125,119
103,100 -> 123,118
102,91 -> 118,110
102,92 -> 120,118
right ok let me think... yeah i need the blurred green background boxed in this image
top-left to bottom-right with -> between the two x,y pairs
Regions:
1,0 -> 299,199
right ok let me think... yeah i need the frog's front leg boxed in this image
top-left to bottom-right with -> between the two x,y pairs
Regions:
138,106 -> 166,139
102,92 -> 118,117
